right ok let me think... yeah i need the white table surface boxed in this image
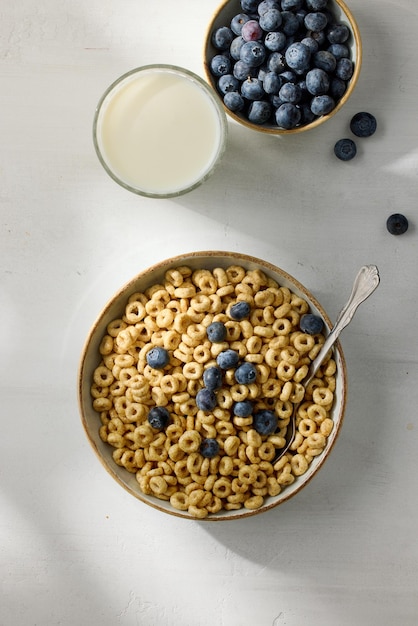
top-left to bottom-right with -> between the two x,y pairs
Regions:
1,1 -> 417,624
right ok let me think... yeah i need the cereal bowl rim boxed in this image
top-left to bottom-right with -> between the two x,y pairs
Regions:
203,0 -> 362,135
78,251 -> 347,521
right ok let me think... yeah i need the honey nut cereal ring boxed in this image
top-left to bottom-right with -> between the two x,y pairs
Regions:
107,319 -> 127,337
223,435 -> 241,457
306,433 -> 326,449
174,284 -> 196,299
247,429 -> 262,448
246,445 -> 260,464
172,313 -> 192,334
99,335 -> 114,355
320,418 -> 334,437
277,361 -> 296,382
193,343 -> 211,363
155,308 -> 175,329
298,418 -> 317,437
90,383 -> 109,399
107,432 -> 125,448
178,430 -> 201,453
170,492 -> 189,511
216,284 -> 235,298
262,306 -> 275,325
93,365 -> 114,387
254,289 -> 275,307
307,403 -> 327,423
289,382 -> 305,404
226,265 -> 245,284
149,475 -> 168,495
290,431 -> 304,451
265,348 -> 281,368
267,477 -> 281,497
293,333 -> 316,354
293,364 -> 309,384
227,493 -> 246,504
183,361 -> 203,380
213,477 -> 232,498
188,505 -> 209,519
313,386 -> 334,407
160,374 -> 179,395
218,456 -> 234,476
306,446 -> 324,457
125,300 -> 146,323
272,318 -> 292,336
258,442 -> 276,461
244,495 -> 264,510
217,389 -> 233,410
262,378 -> 282,398
187,452 -> 203,474
230,384 -> 249,402
93,397 -> 112,412
290,453 -> 309,476
233,415 -> 253,428
216,420 -> 235,436
125,403 -> 147,423
253,325 -> 275,339
168,443 -> 185,462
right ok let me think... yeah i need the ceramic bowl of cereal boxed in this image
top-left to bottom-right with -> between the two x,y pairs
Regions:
78,251 -> 347,521
203,0 -> 361,133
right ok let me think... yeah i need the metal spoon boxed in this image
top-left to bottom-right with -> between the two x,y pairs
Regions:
273,264 -> 380,463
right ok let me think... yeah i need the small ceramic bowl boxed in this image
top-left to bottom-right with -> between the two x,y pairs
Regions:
78,251 -> 347,521
203,0 -> 362,134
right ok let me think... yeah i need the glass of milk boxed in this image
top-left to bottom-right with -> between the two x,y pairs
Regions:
93,65 -> 228,198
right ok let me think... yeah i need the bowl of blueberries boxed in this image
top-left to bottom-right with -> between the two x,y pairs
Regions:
204,0 -> 362,133
78,251 -> 347,520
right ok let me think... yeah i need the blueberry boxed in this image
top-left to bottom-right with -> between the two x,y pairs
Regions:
310,94 -> 335,115
212,26 -> 234,51
217,349 -> 240,370
281,11 -> 300,36
299,102 -> 316,125
230,300 -> 251,320
233,59 -> 257,80
230,36 -> 245,60
279,82 -> 302,104
148,406 -> 169,430
203,366 -> 223,390
224,91 -> 245,113
258,1 -> 280,16
241,19 -> 263,42
248,100 -> 272,124
327,43 -> 349,60
235,362 -> 257,385
300,313 -> 324,335
301,36 -> 319,53
275,102 -> 301,129
264,31 -> 287,52
305,67 -> 329,95
327,23 -> 350,44
240,41 -> 267,67
350,112 -> 377,137
146,346 -> 169,369
263,71 -> 282,94
285,42 -> 311,72
281,0 -> 303,9
334,138 -> 357,161
241,0 -> 259,11
329,77 -> 347,100
253,410 -> 278,436
306,0 -> 328,9
313,50 -> 337,73
206,321 -> 227,342
241,77 -> 265,100
210,54 -> 232,77
335,57 -> 353,81
233,400 -> 253,417
267,51 -> 286,73
304,12 -> 328,32
196,388 -> 217,411
218,74 -> 240,95
259,8 -> 283,32
386,213 -> 409,235
200,438 -> 220,459
231,13 -> 251,35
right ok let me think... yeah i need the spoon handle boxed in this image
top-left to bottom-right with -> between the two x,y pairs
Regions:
307,265 -> 380,384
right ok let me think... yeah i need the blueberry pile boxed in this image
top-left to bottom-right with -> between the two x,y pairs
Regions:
208,0 -> 355,130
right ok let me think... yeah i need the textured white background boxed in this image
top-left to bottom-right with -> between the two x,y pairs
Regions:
1,1 -> 417,624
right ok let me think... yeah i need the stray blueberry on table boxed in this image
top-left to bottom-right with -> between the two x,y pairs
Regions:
207,321 -> 227,342
253,410 -> 278,436
334,138 -> 357,161
146,346 -> 169,369
235,362 -> 257,385
217,349 -> 240,370
203,366 -> 223,390
148,406 -> 170,430
200,438 -> 220,459
196,388 -> 218,411
386,213 -> 409,235
229,300 -> 251,320
233,400 -> 253,417
350,112 -> 377,137
300,313 -> 324,335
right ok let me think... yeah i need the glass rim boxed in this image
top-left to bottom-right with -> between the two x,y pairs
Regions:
92,64 -> 228,199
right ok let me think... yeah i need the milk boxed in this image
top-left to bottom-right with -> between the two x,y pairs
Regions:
94,66 -> 227,197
